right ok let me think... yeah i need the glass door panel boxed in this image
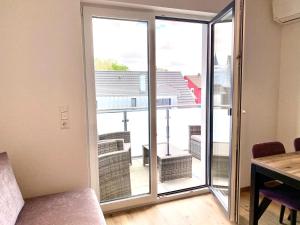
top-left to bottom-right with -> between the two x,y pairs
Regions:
155,18 -> 206,194
209,7 -> 234,211
92,17 -> 150,202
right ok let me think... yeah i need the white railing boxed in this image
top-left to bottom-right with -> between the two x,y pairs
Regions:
97,104 -> 201,157
97,104 -> 230,157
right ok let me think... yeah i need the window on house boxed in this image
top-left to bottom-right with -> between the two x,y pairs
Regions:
131,98 -> 137,107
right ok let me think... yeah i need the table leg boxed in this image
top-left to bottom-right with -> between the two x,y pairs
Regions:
249,164 -> 260,225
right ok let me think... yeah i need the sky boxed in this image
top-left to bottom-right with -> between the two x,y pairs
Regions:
214,12 -> 233,66
92,18 -> 203,75
155,20 -> 203,75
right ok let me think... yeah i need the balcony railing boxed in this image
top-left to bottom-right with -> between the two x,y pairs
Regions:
97,104 -> 202,157
96,103 -> 230,157
97,103 -> 201,130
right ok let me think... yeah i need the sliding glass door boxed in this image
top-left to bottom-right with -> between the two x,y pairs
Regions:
92,17 -> 151,202
83,7 -> 158,211
83,2 -> 242,219
83,6 -> 209,208
155,18 -> 206,194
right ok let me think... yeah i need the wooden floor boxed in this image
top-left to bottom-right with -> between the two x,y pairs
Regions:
105,194 -> 234,225
105,191 -> 300,225
239,191 -> 300,225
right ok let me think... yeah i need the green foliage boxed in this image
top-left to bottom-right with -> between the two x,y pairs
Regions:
94,58 -> 129,71
111,62 -> 128,71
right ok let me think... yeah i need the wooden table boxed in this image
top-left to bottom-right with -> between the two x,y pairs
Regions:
143,143 -> 192,182
249,152 -> 300,225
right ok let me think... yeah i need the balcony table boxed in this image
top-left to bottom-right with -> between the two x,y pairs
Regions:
249,151 -> 300,225
142,143 -> 192,182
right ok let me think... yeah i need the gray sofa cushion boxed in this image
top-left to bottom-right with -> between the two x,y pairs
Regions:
0,152 -> 25,225
16,188 -> 106,225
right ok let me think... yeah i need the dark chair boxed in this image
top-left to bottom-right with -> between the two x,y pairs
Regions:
294,137 -> 300,151
252,141 -> 300,225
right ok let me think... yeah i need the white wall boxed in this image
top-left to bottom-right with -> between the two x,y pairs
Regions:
239,0 -> 282,187
83,0 -> 231,13
0,0 -> 230,198
277,23 -> 300,151
0,0 -> 89,198
2,0 -> 281,197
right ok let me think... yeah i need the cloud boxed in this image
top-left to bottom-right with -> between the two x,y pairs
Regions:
92,18 -> 204,74
159,42 -> 172,50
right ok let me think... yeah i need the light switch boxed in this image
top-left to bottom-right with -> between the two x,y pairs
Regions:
61,111 -> 68,120
59,106 -> 70,129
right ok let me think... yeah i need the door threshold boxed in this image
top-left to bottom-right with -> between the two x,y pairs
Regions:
103,187 -> 209,215
157,186 -> 210,203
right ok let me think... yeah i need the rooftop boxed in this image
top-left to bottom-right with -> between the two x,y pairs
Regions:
95,71 -> 195,105
184,75 -> 201,88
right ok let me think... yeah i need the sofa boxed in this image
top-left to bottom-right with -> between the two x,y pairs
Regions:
0,152 -> 107,225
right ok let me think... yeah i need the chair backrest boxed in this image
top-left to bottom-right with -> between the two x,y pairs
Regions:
294,138 -> 300,151
0,152 -> 24,225
189,125 -> 201,136
99,131 -> 130,143
252,142 -> 285,159
98,139 -> 124,155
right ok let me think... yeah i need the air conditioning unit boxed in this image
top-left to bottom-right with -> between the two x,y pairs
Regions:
273,0 -> 300,24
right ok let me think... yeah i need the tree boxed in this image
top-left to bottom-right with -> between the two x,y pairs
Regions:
94,58 -> 129,71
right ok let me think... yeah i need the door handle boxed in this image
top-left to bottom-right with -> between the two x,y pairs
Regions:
228,108 -> 232,116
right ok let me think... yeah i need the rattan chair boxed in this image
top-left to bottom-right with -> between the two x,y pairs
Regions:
98,139 -> 131,202
99,131 -> 132,164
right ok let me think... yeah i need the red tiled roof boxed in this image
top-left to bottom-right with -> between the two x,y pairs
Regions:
185,75 -> 201,88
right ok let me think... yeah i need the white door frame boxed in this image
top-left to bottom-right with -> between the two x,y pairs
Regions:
82,5 -> 159,212
82,4 -> 220,214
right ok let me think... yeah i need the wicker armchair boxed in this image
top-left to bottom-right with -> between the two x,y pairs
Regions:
99,131 -> 132,164
189,125 -> 201,160
98,139 -> 131,202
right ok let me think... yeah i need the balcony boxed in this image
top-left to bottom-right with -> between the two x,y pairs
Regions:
97,104 -> 205,199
